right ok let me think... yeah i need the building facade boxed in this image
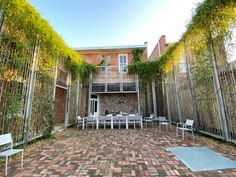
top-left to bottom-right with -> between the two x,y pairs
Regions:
75,44 -> 148,116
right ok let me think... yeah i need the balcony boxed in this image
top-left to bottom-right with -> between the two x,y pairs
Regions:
91,66 -> 138,93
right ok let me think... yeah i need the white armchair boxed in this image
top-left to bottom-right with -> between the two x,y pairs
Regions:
158,116 -> 171,131
176,119 -> 194,140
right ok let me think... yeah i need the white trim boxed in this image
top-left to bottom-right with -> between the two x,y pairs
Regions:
118,54 -> 128,73
56,84 -> 67,90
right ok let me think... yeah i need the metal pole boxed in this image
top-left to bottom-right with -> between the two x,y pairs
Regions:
52,56 -> 58,101
164,76 -> 171,121
184,42 -> 199,129
208,35 -> 229,141
0,8 -> 6,42
173,66 -> 181,122
151,79 -> 157,117
88,73 -> 92,116
136,74 -> 141,115
75,78 -> 80,116
23,42 -> 39,143
64,72 -> 71,129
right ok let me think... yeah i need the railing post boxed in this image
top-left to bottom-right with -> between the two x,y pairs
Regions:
23,41 -> 39,143
208,35 -> 229,141
120,73 -> 123,92
173,66 -> 181,122
152,79 -> 157,117
184,42 -> 199,129
105,66 -> 108,92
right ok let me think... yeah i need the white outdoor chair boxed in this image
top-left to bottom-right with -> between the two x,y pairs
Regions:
104,114 -> 112,129
86,116 -> 96,129
143,114 -> 155,127
76,116 -> 83,128
0,133 -> 24,176
176,119 -> 194,140
158,116 -> 171,131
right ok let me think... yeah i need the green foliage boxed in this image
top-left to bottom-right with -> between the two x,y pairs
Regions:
132,48 -> 144,63
128,61 -> 159,85
42,95 -> 55,139
129,0 -> 236,78
1,0 -> 93,80
79,62 -> 97,82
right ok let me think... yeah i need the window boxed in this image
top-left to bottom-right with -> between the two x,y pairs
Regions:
118,54 -> 128,73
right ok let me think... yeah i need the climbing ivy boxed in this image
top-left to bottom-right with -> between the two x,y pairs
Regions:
0,0 -> 95,79
128,0 -> 236,78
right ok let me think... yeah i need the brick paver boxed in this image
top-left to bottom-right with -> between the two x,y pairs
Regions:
1,127 -> 236,177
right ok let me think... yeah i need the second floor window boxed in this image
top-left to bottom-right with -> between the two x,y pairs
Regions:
119,54 -> 128,73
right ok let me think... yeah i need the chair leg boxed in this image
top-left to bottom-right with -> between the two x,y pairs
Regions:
176,127 -> 178,137
182,129 -> 185,140
192,130 -> 194,140
5,156 -> 8,176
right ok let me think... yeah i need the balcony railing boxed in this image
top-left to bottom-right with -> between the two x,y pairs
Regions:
91,66 -> 138,93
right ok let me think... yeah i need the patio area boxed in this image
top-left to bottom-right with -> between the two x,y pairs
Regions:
1,127 -> 236,177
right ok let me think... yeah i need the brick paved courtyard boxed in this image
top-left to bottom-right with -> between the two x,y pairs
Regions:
1,127 -> 236,177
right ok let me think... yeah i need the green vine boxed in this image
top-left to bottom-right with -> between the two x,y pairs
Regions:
128,0 -> 236,78
1,0 -> 94,80
132,48 -> 144,63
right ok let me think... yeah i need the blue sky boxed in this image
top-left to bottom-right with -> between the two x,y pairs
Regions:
29,0 -> 202,56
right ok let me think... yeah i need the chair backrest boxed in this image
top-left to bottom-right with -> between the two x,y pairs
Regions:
150,114 -> 154,118
158,116 -> 166,121
186,119 -> 194,126
0,133 -> 13,148
129,114 -> 135,116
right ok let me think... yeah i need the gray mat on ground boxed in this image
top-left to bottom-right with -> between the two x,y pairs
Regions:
168,147 -> 236,172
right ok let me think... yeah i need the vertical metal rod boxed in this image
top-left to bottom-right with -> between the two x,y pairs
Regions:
88,73 -> 92,116
151,79 -> 157,117
75,78 -> 80,116
208,35 -> 229,141
105,66 -> 108,92
164,77 -> 171,121
23,42 -> 39,143
184,42 -> 199,129
136,74 -> 141,115
0,7 -> 6,41
173,66 -> 181,121
64,72 -> 71,129
52,56 -> 58,102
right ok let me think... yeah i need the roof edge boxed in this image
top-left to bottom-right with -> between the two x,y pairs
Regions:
73,44 -> 147,51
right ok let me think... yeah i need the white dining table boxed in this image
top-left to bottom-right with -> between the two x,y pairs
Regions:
82,115 -> 143,130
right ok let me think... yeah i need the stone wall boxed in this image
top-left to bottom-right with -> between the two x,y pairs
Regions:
99,93 -> 138,115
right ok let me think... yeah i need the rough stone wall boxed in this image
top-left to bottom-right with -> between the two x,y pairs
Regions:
99,93 -> 138,115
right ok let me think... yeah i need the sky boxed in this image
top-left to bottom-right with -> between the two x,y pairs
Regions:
28,0 -> 203,57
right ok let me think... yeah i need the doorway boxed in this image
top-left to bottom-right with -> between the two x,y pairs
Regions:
90,95 -> 99,116
55,87 -> 67,124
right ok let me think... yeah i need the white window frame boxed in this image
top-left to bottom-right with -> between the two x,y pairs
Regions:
118,54 -> 128,73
